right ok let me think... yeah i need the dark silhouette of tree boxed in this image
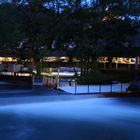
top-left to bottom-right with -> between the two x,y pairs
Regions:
0,0 -> 139,76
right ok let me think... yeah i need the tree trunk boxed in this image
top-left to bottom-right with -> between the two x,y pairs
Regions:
108,57 -> 113,69
36,60 -> 41,76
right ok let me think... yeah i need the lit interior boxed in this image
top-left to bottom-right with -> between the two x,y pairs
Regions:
0,57 -> 17,62
0,72 -> 31,76
98,57 -> 136,64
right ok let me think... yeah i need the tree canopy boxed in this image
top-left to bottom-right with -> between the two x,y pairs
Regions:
0,0 -> 139,75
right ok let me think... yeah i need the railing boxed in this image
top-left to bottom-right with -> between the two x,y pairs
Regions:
59,79 -> 129,94
43,76 -> 58,89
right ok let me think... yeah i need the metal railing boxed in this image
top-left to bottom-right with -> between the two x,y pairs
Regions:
59,79 -> 129,94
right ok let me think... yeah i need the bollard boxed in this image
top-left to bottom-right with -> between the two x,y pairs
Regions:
99,84 -> 101,93
121,82 -> 123,93
75,81 -> 77,94
111,81 -> 112,93
88,84 -> 89,94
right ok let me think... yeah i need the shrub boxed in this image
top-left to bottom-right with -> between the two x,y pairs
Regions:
77,70 -> 112,85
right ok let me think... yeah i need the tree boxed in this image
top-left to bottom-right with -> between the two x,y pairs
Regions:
96,0 -> 139,68
0,0 -> 139,77
14,0 -> 56,75
0,3 -> 23,56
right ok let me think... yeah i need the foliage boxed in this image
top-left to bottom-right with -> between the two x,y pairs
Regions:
77,70 -> 112,85
0,0 -> 139,76
0,3 -> 23,55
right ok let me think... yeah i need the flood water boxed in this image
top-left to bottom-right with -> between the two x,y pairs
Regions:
0,96 -> 140,140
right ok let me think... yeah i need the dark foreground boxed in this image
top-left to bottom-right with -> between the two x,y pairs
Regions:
0,95 -> 140,140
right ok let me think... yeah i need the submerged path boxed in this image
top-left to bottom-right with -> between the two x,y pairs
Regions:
0,85 -> 140,106
0,97 -> 140,140
0,83 -> 140,140
0,85 -> 100,106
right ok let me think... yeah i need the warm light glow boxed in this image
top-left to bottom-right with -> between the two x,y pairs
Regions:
99,57 -> 135,64
102,16 -> 121,21
0,57 -> 17,62
0,72 -> 14,76
112,57 -> 135,64
0,72 -> 31,76
60,57 -> 68,62
60,57 -> 66,59
41,72 -> 81,77
102,16 -> 108,21
98,57 -> 108,63
17,73 -> 31,76
43,57 -> 57,62
43,57 -> 69,62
